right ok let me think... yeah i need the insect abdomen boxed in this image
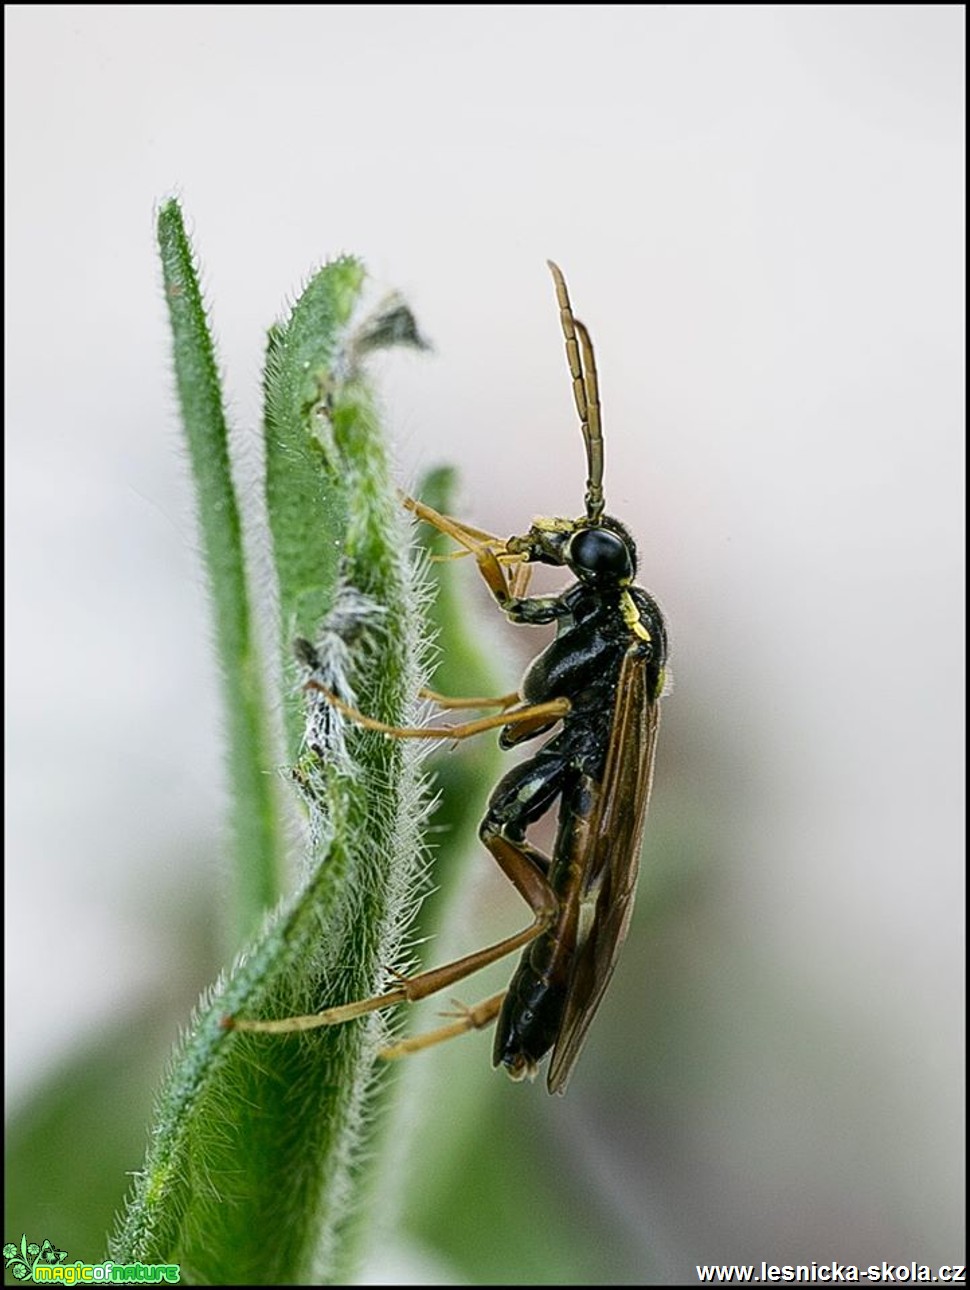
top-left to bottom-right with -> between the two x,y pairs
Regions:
493,949 -> 567,1080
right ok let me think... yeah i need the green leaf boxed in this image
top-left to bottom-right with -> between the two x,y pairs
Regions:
156,200 -> 284,946
111,204 -> 434,1284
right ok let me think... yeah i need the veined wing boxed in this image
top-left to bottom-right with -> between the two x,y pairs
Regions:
547,645 -> 661,1094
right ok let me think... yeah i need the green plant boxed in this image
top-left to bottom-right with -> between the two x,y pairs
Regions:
109,201 -> 452,1284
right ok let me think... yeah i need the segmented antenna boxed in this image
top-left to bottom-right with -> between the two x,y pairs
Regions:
547,261 -> 605,520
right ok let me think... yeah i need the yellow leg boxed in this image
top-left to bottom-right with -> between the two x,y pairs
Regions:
401,493 -> 529,598
304,682 -> 569,741
509,560 -> 533,599
229,912 -> 541,1034
418,687 -> 520,711
400,493 -> 507,553
228,828 -> 557,1035
379,992 -> 506,1060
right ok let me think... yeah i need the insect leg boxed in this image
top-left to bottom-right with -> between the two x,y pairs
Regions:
230,851 -> 552,1033
469,551 -> 565,627
229,753 -> 566,1034
509,560 -> 534,599
401,493 -> 534,604
319,753 -> 565,1010
418,687 -> 520,711
400,493 -> 509,553
305,680 -> 568,740
378,991 -> 506,1060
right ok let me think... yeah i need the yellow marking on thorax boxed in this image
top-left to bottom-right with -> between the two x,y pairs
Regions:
531,515 -> 575,534
621,589 -> 652,642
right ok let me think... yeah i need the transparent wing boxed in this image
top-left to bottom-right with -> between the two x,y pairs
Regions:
547,647 -> 661,1094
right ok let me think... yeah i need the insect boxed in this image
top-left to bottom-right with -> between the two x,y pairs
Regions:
233,263 -> 668,1094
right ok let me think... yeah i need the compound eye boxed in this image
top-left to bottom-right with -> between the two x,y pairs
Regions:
567,527 -> 632,579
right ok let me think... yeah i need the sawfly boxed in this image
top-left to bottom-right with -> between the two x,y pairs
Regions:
232,262 -> 668,1094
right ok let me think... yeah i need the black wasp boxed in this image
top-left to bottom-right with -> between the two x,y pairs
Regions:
234,263 -> 668,1094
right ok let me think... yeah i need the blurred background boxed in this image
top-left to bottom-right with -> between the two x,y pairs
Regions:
5,5 -> 964,1284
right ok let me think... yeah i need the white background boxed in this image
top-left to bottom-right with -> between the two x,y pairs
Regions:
6,5 -> 964,1281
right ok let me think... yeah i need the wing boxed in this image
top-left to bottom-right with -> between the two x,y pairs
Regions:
547,645 -> 661,1094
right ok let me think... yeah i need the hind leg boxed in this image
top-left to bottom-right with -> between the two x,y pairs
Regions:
229,751 -> 569,1034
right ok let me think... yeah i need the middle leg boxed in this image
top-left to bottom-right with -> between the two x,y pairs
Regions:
305,680 -> 569,741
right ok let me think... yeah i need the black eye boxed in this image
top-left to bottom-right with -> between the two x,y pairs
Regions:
567,528 -> 632,579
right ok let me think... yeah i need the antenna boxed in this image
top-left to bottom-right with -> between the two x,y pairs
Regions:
547,261 -> 604,520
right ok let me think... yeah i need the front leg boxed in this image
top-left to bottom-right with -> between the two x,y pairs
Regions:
401,493 -> 509,553
401,492 -> 565,626
475,547 -> 566,626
